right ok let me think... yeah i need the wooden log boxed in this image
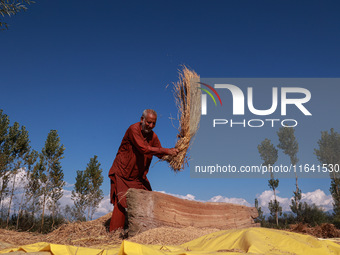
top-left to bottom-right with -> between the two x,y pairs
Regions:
126,188 -> 260,237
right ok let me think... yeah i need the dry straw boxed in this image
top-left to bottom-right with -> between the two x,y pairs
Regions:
0,213 -> 219,249
162,66 -> 201,171
2,216 -> 339,249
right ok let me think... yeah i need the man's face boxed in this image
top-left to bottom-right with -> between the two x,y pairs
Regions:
141,113 -> 157,134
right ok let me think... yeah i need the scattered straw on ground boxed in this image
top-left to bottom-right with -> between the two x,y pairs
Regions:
289,223 -> 340,238
2,215 -> 340,250
0,228 -> 43,247
129,226 -> 220,245
0,213 -> 119,250
0,213 -> 220,249
44,213 -> 121,248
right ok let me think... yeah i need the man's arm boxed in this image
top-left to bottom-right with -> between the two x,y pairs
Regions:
129,124 -> 178,156
152,135 -> 178,158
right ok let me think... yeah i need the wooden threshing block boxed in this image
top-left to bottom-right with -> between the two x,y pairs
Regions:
126,188 -> 260,236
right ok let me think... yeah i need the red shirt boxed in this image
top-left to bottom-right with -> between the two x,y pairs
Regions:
109,122 -> 164,206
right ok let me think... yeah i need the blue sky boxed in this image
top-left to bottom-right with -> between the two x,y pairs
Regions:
1,0 -> 340,215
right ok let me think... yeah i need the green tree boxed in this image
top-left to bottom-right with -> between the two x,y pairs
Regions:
25,152 -> 43,230
0,110 -> 32,228
0,0 -> 35,29
5,123 -> 30,227
71,156 -> 104,222
47,161 -> 65,229
71,170 -> 89,221
63,204 -> 75,222
277,127 -> 301,221
39,130 -> 65,232
314,128 -> 340,218
16,149 -> 38,230
258,138 -> 281,226
254,198 -> 265,225
299,202 -> 328,226
0,110 -> 11,218
85,155 -> 104,221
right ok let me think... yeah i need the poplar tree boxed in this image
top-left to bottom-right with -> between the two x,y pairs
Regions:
6,123 -> 30,227
254,198 -> 265,225
71,170 -> 89,221
25,152 -> 43,230
63,204 -> 75,222
258,138 -> 281,226
17,149 -> 38,230
39,130 -> 65,232
0,110 -> 11,218
71,156 -> 104,221
85,155 -> 103,221
48,160 -> 64,229
314,128 -> 340,218
277,127 -> 301,221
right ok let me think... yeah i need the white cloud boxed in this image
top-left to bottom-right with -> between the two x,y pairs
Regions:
58,189 -> 72,207
0,168 -> 29,209
156,190 -> 197,201
6,168 -> 29,192
256,190 -> 290,213
301,189 -> 333,211
58,189 -> 112,219
93,195 -> 112,219
208,195 -> 251,207
157,191 -> 251,207
256,189 -> 334,214
64,182 -> 74,189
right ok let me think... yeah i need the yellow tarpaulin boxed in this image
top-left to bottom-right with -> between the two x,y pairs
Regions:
1,227 -> 340,255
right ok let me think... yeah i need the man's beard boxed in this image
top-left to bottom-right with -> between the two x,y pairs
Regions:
141,121 -> 151,133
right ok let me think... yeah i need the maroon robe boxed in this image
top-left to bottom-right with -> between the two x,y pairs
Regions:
108,122 -> 165,230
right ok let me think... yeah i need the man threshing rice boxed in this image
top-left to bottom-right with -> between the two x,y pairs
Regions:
109,66 -> 201,232
108,109 -> 178,232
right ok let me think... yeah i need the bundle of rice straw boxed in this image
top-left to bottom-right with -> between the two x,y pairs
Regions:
162,66 -> 201,171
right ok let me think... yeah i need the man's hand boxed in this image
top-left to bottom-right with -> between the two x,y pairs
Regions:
167,148 -> 179,156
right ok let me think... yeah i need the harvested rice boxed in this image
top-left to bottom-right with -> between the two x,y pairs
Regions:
162,66 -> 201,171
0,213 -> 219,249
